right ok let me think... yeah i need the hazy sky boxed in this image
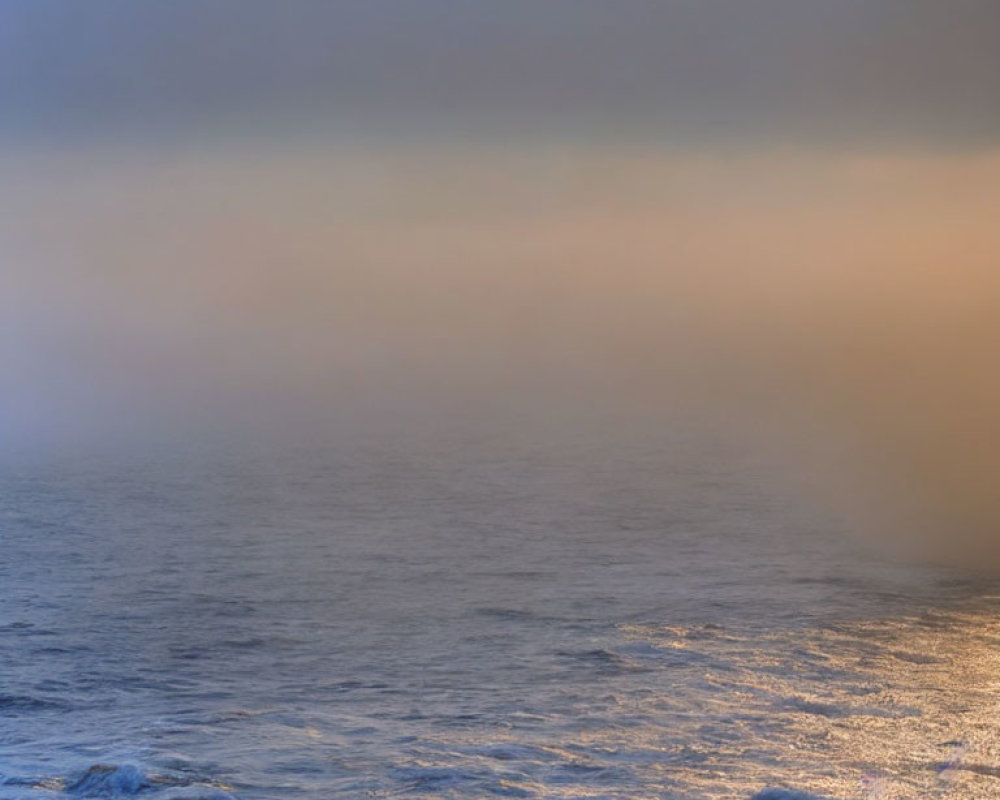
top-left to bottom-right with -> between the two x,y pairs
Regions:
2,0 -> 1000,149
3,1 -> 999,431
3,3 -> 1000,562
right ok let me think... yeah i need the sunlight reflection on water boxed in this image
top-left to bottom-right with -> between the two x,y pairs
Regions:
403,606 -> 1000,800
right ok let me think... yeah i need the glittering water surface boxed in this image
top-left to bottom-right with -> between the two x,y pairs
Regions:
1,428 -> 998,799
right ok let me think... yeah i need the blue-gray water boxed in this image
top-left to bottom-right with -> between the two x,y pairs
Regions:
2,426 -> 998,799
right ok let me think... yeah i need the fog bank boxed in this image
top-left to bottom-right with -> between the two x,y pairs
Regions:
3,144 -> 1000,565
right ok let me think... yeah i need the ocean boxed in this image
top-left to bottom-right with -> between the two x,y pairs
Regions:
1,423 -> 998,800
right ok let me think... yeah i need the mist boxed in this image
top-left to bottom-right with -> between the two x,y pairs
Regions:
3,142 -> 1000,566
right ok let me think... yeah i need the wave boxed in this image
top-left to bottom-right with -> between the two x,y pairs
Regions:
0,694 -> 68,713
2,764 -> 238,800
67,765 -> 148,797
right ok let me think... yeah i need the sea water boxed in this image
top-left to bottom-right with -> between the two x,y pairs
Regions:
1,424 -> 998,800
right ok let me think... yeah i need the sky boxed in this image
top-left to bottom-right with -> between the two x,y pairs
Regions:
3,2 -> 1000,563
2,0 -> 1000,148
